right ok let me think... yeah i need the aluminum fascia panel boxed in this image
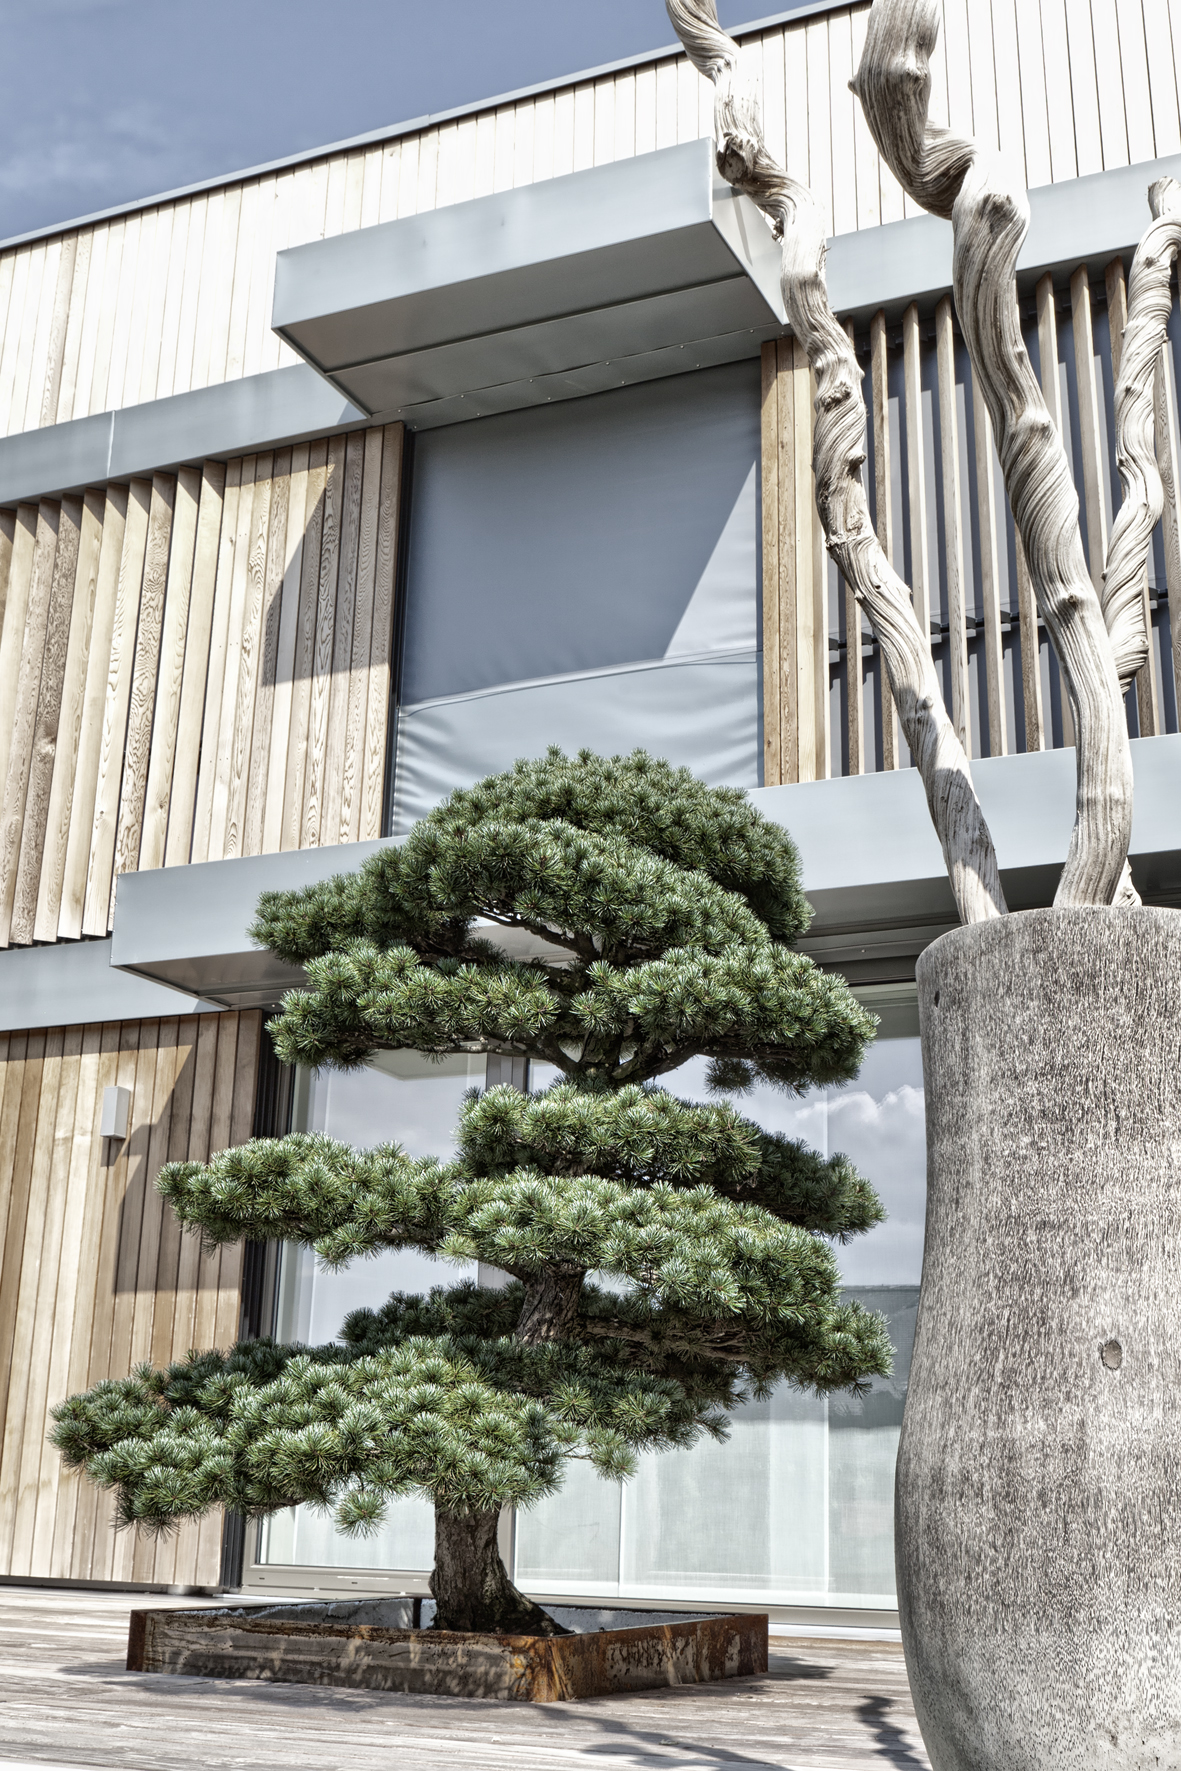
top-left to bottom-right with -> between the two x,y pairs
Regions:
333,280 -> 779,414
272,140 -> 786,413
105,736 -> 1181,1008
109,838 -> 397,1008
0,938 -> 220,1032
350,326 -> 775,430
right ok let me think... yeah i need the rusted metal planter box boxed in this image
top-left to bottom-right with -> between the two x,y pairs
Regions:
127,1598 -> 768,1702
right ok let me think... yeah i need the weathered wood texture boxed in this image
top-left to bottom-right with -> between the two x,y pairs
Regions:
761,336 -> 827,784
0,1011 -> 260,1586
0,1 -> 1172,440
675,0 -> 1005,922
856,0 -> 1134,907
0,420 -> 403,948
765,267 -> 1181,784
906,908 -> 1181,1767
129,1603 -> 768,1703
0,1587 -> 929,1770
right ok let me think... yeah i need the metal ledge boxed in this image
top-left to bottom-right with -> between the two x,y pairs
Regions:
0,937 -> 220,1032
93,735 -> 1181,1014
774,734 -> 1181,980
271,141 -> 786,424
4,154 -> 1181,506
109,842 -> 396,1011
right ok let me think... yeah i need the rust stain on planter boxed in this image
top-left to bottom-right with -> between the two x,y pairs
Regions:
127,1606 -> 768,1702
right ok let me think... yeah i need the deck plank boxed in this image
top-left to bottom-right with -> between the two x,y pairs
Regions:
0,1587 -> 926,1771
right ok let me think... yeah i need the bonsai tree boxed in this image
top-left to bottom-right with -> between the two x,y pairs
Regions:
663,1 -> 1181,1763
53,749 -> 890,1635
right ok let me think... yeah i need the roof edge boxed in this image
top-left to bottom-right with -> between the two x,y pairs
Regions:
0,0 -> 846,253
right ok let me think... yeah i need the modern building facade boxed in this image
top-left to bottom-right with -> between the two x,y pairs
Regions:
0,0 -> 1178,1627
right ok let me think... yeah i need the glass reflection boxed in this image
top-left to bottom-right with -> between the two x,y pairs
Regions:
260,1017 -> 926,1608
259,1052 -> 484,1575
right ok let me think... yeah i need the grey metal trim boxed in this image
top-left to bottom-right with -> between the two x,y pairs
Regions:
761,733 -> 1181,979
0,411 -> 116,509
109,365 -> 365,480
101,734 -> 1181,1012
0,365 -> 365,505
826,151 -> 1181,326
109,840 -> 396,1010
1022,152 -> 1181,278
0,937 -> 222,1034
4,149 -> 1179,505
0,2 -> 845,254
272,142 -> 785,421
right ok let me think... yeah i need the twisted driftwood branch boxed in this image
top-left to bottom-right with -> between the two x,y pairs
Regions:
1105,177 -> 1181,685
666,0 -> 1005,925
852,0 -> 1133,909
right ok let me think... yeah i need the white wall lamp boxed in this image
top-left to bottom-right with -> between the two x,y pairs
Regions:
100,1085 -> 131,1141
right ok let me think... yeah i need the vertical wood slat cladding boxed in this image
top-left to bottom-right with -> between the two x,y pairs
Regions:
0,0 -> 1175,441
765,262 -> 1181,778
760,336 -> 828,786
0,421 -> 403,950
0,1011 -> 258,1586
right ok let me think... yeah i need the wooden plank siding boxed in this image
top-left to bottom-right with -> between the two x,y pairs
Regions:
763,261 -> 1181,782
0,4 -> 1170,800
0,1 -> 1174,441
0,423 -> 403,949
760,336 -> 828,785
0,1011 -> 259,1587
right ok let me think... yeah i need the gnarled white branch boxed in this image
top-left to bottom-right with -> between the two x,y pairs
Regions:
665,0 -> 1005,925
852,0 -> 1133,910
1105,176 -> 1181,685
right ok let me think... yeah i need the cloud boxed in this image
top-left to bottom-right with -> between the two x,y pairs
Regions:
0,94 -> 203,233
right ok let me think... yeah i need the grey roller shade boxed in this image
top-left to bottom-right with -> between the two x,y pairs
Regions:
393,360 -> 761,830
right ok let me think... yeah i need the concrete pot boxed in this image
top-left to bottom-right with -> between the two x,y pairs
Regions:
900,906 -> 1181,1771
127,1599 -> 768,1701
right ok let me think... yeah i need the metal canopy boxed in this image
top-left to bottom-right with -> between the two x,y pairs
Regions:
271,140 -> 787,430
106,737 -> 1181,1009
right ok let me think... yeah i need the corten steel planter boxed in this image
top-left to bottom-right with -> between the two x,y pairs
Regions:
901,906 -> 1181,1771
127,1599 -> 768,1701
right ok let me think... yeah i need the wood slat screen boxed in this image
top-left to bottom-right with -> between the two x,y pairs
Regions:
0,1010 -> 259,1588
0,421 -> 403,949
0,0 -> 1174,441
762,256 -> 1181,782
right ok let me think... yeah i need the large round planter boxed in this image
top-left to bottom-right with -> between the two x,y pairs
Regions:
901,906 -> 1181,1771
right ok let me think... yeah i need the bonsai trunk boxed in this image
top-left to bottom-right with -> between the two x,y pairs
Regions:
428,1271 -> 584,1635
901,906 -> 1181,1769
430,1510 -> 566,1635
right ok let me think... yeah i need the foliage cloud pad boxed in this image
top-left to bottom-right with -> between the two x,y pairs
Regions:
54,750 -> 891,1633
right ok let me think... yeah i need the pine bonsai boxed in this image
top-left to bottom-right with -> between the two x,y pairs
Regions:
53,750 -> 890,1635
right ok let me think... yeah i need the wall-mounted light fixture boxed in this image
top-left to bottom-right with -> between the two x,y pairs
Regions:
100,1085 -> 130,1141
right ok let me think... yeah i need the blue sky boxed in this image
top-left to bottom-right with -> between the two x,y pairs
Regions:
0,1 -> 814,241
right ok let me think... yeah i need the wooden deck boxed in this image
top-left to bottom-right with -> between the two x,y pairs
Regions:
0,1586 -> 929,1771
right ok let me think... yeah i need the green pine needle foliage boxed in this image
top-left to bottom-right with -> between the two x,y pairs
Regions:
53,750 -> 892,1545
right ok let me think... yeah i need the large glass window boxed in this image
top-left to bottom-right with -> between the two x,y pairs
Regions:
257,1010 -> 924,1610
259,1053 -> 484,1574
514,1029 -> 923,1609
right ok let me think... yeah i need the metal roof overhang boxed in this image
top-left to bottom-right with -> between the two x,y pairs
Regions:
270,140 -> 787,430
107,737 -> 1181,1012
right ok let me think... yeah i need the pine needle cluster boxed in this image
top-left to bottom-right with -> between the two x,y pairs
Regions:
53,749 -> 891,1565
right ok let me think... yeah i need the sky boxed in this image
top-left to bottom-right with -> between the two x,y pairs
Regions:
0,0 -> 816,242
